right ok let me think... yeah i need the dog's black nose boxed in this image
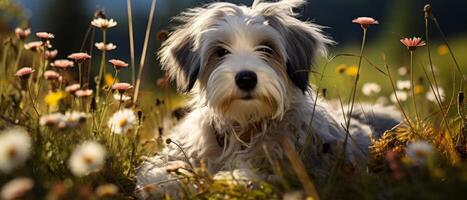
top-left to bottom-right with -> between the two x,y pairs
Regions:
235,70 -> 257,91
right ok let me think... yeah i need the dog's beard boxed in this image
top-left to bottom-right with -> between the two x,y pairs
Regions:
203,63 -> 287,127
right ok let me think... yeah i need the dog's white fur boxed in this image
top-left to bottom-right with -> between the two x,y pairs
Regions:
136,0 -> 400,198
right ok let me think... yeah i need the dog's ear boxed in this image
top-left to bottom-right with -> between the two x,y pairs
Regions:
254,0 -> 334,92
158,22 -> 201,93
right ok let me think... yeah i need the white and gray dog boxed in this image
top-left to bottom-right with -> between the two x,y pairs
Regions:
136,0 -> 400,198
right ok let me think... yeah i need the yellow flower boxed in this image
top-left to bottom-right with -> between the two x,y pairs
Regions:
335,64 -> 347,74
414,85 -> 425,95
345,65 -> 359,77
437,44 -> 449,56
105,73 -> 118,87
44,91 -> 66,107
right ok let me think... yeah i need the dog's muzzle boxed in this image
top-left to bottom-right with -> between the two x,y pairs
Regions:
235,70 -> 257,92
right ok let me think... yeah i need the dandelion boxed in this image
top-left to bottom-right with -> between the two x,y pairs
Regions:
112,83 -> 133,93
75,89 -> 93,97
24,41 -> 43,51
45,50 -> 58,60
0,128 -> 32,173
335,64 -> 347,74
68,52 -> 91,61
406,141 -> 434,166
390,90 -> 408,103
65,84 -> 81,93
400,37 -> 426,51
426,87 -> 445,103
396,80 -> 411,91
108,109 -> 137,134
352,17 -> 379,29
36,32 -> 55,40
95,42 -> 116,51
437,44 -> 449,56
68,141 -> 106,177
1,178 -> 34,200
398,67 -> 408,76
345,65 -> 358,77
44,91 -> 67,108
15,67 -> 35,79
113,93 -> 132,102
51,59 -> 74,69
44,70 -> 60,81
15,28 -> 31,40
109,59 -> 128,70
91,18 -> 117,29
361,82 -> 381,96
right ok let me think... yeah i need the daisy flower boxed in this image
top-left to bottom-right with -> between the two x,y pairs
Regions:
15,67 -> 35,79
36,32 -> 55,40
75,89 -> 93,97
24,41 -> 43,51
39,113 -> 66,127
95,42 -> 116,51
0,128 -> 32,173
109,59 -> 128,70
68,52 -> 91,61
398,67 -> 408,76
113,93 -> 132,102
400,37 -> 426,51
108,109 -> 137,134
45,50 -> 58,60
15,28 -> 31,40
396,80 -> 411,91
361,82 -> 381,96
112,83 -> 133,93
1,177 -> 34,200
352,17 -> 379,28
51,59 -> 74,69
91,18 -> 117,29
426,87 -> 445,103
406,141 -> 434,166
44,70 -> 61,81
68,141 -> 106,177
390,90 -> 408,103
63,111 -> 89,128
65,84 -> 81,93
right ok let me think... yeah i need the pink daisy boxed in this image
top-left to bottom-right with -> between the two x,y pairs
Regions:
112,83 -> 133,93
65,84 -> 81,93
352,17 -> 379,28
68,53 -> 91,61
45,50 -> 58,60
109,59 -> 128,70
36,32 -> 55,39
15,28 -> 31,40
75,89 -> 93,97
24,41 -> 43,51
400,37 -> 426,51
15,67 -> 35,78
44,70 -> 60,80
51,59 -> 74,69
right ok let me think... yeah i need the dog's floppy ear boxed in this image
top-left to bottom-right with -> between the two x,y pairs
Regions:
158,20 -> 201,93
254,0 -> 334,92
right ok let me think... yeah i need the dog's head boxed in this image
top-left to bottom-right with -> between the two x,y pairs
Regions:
159,0 -> 333,125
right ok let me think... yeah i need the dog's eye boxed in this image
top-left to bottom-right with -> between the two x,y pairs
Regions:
257,46 -> 274,55
216,48 -> 230,58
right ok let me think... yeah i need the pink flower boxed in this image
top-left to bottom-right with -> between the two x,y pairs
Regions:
36,32 -> 55,39
112,83 -> 133,93
15,67 -> 35,78
68,53 -> 91,61
24,41 -> 43,51
44,70 -> 61,80
400,37 -> 426,51
45,50 -> 58,60
108,59 -> 128,70
95,42 -> 116,51
91,18 -> 117,29
51,59 -> 74,69
75,89 -> 93,97
352,17 -> 379,28
15,28 -> 31,40
65,84 -> 81,93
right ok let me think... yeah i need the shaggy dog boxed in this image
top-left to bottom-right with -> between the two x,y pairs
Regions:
136,0 -> 400,198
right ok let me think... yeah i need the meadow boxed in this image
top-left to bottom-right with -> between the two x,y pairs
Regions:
0,1 -> 466,200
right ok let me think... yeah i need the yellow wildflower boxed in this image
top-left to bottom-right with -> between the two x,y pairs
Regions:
437,44 -> 449,56
345,65 -> 359,77
414,85 -> 425,95
105,73 -> 118,87
44,91 -> 66,108
335,64 -> 347,74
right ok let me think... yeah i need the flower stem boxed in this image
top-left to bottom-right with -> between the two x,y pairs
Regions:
13,40 -> 23,73
78,62 -> 83,87
127,0 -> 136,86
96,30 -> 107,103
409,51 -> 420,121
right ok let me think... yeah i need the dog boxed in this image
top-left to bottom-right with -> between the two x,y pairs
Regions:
136,0 -> 400,198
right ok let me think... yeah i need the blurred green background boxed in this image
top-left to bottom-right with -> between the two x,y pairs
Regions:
1,0 -> 466,106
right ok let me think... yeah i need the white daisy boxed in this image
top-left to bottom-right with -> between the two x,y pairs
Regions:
63,111 -> 89,128
390,90 -> 408,103
113,93 -> 132,102
426,87 -> 445,103
107,109 -> 137,134
406,141 -> 434,166
39,113 -> 65,127
91,18 -> 117,29
0,128 -> 32,173
396,80 -> 411,91
398,67 -> 408,76
68,141 -> 106,177
1,177 -> 34,200
95,42 -> 116,51
361,82 -> 381,96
